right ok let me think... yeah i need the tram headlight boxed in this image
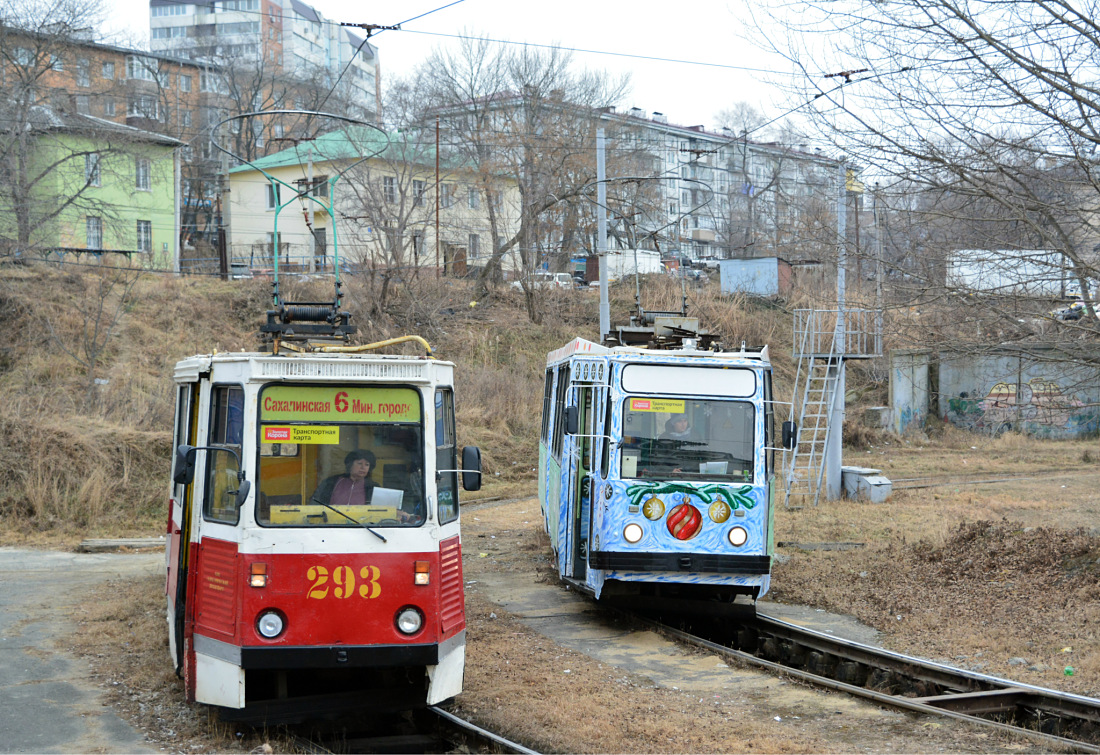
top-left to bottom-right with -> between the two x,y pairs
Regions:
395,606 -> 424,635
727,526 -> 749,548
256,610 -> 285,639
623,523 -> 644,544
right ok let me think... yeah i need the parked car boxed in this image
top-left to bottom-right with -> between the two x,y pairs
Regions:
1049,301 -> 1096,321
511,272 -> 574,290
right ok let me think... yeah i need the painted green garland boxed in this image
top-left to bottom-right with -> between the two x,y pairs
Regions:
625,482 -> 756,510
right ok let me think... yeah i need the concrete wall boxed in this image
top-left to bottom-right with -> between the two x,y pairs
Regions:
719,257 -> 791,297
890,349 -> 932,435
938,349 -> 1100,439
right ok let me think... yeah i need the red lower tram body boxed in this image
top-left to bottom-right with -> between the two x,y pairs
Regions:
168,527 -> 466,723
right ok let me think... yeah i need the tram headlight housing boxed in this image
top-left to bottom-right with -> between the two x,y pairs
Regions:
727,526 -> 749,548
256,609 -> 285,639
623,523 -> 644,544
395,606 -> 424,635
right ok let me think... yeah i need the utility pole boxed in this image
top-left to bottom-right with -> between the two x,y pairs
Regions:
307,143 -> 315,273
597,128 -> 610,341
435,116 -> 441,278
825,162 -> 847,500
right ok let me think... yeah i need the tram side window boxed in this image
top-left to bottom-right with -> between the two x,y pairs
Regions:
549,364 -> 570,461
436,389 -> 459,525
172,384 -> 192,486
764,372 -> 775,476
540,369 -> 553,443
204,385 -> 243,524
600,382 -> 613,478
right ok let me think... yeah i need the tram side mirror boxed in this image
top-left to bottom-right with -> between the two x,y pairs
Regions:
782,421 -> 798,450
233,479 -> 251,508
462,446 -> 482,491
564,406 -> 579,435
173,444 -> 196,485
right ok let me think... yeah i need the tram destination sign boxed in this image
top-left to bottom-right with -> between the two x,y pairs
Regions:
260,386 -> 421,423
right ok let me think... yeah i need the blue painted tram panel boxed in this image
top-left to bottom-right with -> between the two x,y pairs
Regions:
538,337 -> 779,609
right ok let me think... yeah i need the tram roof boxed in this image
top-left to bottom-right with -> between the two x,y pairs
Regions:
173,351 -> 454,383
545,337 -> 769,367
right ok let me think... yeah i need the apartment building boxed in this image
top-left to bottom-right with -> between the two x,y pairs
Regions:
148,0 -> 379,118
605,107 -> 841,262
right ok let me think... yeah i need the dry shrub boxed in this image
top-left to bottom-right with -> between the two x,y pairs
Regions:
773,520 -> 1100,695
0,411 -> 169,533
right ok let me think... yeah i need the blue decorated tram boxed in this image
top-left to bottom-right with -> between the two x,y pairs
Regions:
538,317 -> 793,614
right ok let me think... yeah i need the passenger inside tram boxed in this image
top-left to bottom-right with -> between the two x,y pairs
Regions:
620,399 -> 755,482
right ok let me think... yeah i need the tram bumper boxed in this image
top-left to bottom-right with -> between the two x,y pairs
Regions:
590,551 -> 771,574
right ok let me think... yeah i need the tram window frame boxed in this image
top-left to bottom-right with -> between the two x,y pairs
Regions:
436,388 -> 459,525
764,371 -> 775,477
254,383 -> 428,529
599,379 -> 613,479
549,363 -> 571,461
540,368 -> 553,443
203,384 -> 244,525
172,384 -> 193,486
619,396 -> 757,482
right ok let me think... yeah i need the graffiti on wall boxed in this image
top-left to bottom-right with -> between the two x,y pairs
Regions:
946,378 -> 1100,437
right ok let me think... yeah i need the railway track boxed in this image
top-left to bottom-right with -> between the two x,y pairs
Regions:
289,705 -> 538,754
638,608 -> 1100,753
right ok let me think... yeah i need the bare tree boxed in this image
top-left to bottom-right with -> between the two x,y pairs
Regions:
419,35 -> 629,322
0,0 -> 127,255
759,0 -> 1100,342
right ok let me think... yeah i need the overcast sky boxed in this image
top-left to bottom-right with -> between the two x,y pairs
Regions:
104,0 -> 808,133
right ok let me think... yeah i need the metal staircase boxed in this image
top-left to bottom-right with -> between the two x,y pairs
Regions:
783,308 -> 882,507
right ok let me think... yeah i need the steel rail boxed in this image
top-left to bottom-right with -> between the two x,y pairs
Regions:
428,706 -> 541,754
631,610 -> 1100,754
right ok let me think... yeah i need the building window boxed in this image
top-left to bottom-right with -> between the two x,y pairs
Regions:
181,145 -> 194,161
49,54 -> 63,71
86,216 -> 102,249
85,154 -> 101,187
412,231 -> 424,261
126,55 -> 157,81
101,61 -> 115,79
136,158 -> 151,190
136,220 -> 152,252
75,95 -> 90,114
440,183 -> 454,208
76,58 -> 90,87
266,183 -> 280,209
179,73 -> 192,92
468,233 -> 480,260
413,180 -> 425,207
489,190 -> 502,209
103,99 -> 115,116
273,123 -> 283,138
13,47 -> 33,67
181,110 -> 192,128
200,69 -> 225,93
129,94 -> 159,120
383,176 -> 396,203
468,186 -> 479,209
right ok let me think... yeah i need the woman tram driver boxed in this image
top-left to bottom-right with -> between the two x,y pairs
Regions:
310,449 -> 422,524
311,450 -> 377,507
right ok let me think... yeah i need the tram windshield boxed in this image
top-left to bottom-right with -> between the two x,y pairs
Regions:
619,397 -> 756,482
255,385 -> 426,528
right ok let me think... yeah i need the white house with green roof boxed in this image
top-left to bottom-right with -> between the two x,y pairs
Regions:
226,127 -> 520,277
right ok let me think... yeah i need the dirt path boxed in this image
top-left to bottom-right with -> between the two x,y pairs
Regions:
0,547 -> 162,754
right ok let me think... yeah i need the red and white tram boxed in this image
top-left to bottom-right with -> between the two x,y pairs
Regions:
165,349 -> 480,722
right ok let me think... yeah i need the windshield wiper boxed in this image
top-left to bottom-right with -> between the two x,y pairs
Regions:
309,498 -> 387,542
